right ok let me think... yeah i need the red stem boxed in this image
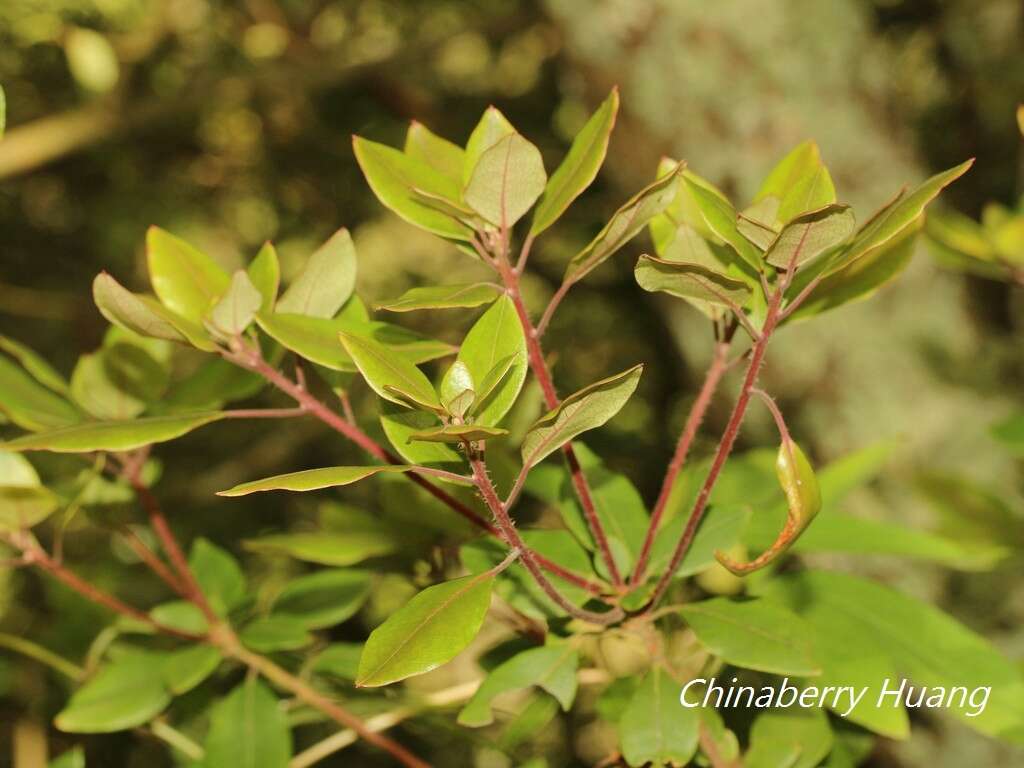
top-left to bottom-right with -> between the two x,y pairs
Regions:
470,456 -> 623,626
629,340 -> 731,586
229,346 -> 606,596
644,289 -> 785,609
495,260 -> 624,587
119,527 -> 189,597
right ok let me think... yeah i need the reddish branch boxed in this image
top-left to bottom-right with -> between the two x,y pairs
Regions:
494,257 -> 624,588
223,343 -> 606,596
629,338 -> 732,587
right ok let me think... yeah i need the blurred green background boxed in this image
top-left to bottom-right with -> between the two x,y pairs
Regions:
1,1 -> 1022,766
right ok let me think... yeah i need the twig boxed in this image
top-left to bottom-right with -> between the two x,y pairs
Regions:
0,632 -> 85,681
536,279 -> 571,338
118,526 -> 189,597
630,338 -> 731,586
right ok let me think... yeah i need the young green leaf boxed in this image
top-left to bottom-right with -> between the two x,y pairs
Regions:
455,295 -> 527,426
55,652 -> 170,733
207,270 -> 262,337
189,538 -> 247,615
240,616 -> 313,652
92,273 -> 215,350
270,569 -> 372,629
471,352 -> 520,416
245,531 -> 397,567
161,645 -> 221,695
340,330 -> 441,410
620,667 -> 699,767
375,282 -> 502,312
824,159 -> 974,275
0,485 -> 59,532
357,571 -> 495,687
380,401 -> 466,473
0,450 -> 40,486
408,425 -> 509,443
745,707 -> 833,768
0,335 -> 70,395
521,365 -> 642,467
459,643 -> 579,727
275,228 -> 357,318
204,678 -> 292,768
764,204 -> 856,269
464,133 -> 547,228
776,165 -> 837,224
247,241 -> 280,312
353,136 -> 474,241
0,355 -> 80,431
679,597 -> 820,676
149,601 -> 208,635
682,176 -> 762,271
405,120 -> 464,181
565,165 -> 683,283
440,360 -> 475,407
634,255 -> 752,307
753,140 -> 826,204
218,465 -> 415,496
530,88 -> 618,237
255,313 -> 354,371
1,412 -> 225,453
146,227 -> 230,323
736,200 -> 780,250
463,106 -> 516,183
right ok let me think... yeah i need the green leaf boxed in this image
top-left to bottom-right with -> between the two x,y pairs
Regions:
440,360 -> 475,407
682,176 -> 762,270
679,597 -> 820,676
375,282 -> 502,312
757,570 -> 1024,740
0,485 -> 59,532
150,600 -> 208,634
161,644 -> 221,695
380,401 -> 465,474
207,270 -> 262,337
765,204 -> 856,269
247,241 -> 280,312
786,224 -> 918,321
245,531 -> 397,566
340,330 -> 440,410
531,88 -> 618,237
754,141 -> 826,204
146,227 -> 230,323
353,136 -> 474,241
565,165 -> 682,283
776,166 -> 837,225
1,412 -> 225,453
55,652 -> 170,733
746,707 -> 834,768
409,425 -> 508,443
634,254 -> 751,307
459,643 -> 579,726
357,571 -> 494,687
647,505 -> 752,579
92,272 -> 214,350
824,160 -> 974,275
456,295 -> 527,427
271,569 -> 372,629
521,365 -> 642,467
620,667 -> 699,768
313,642 -> 363,680
465,133 -> 547,228
204,678 -> 291,768
737,198 -> 781,249
240,616 -> 313,652
992,412 -> 1024,456
189,538 -> 246,615
48,747 -> 84,768
0,335 -> 70,395
0,450 -> 39,486
276,228 -> 357,318
463,106 -> 516,183
70,334 -> 169,420
219,465 -> 415,496
405,120 -> 464,180
0,355 -> 80,431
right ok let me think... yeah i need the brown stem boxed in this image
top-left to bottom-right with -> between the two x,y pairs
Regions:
228,643 -> 431,768
494,259 -> 624,587
629,339 -> 731,586
536,279 -> 571,338
118,527 -> 189,598
644,289 -> 785,609
470,455 -> 623,626
7,533 -> 201,641
224,345 -> 605,595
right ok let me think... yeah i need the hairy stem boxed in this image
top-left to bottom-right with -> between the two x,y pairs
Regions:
470,455 -> 623,626
494,258 -> 624,587
630,339 -> 731,586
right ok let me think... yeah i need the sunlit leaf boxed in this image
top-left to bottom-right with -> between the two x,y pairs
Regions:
456,295 -> 527,427
146,227 -> 230,323
92,272 -> 215,350
405,120 -> 464,180
408,425 -> 508,443
376,283 -> 502,312
247,241 -> 280,313
219,465 -> 415,496
276,228 -> 357,318
764,204 -> 856,268
207,270 -> 262,337
1,412 -> 225,453
463,106 -> 516,183
340,330 -> 440,410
